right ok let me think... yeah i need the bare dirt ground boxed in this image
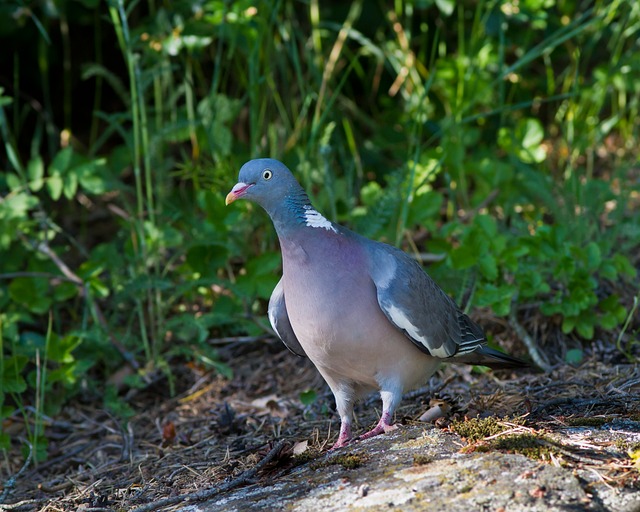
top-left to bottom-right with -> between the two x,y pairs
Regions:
1,337 -> 639,511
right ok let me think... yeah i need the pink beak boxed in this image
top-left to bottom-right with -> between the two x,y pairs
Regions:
225,182 -> 253,205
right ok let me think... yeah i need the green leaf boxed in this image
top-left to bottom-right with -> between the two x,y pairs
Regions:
48,334 -> 81,364
27,156 -> 44,191
477,253 -> 498,280
575,316 -> 595,339
47,173 -> 63,200
49,147 -> 73,176
0,192 -> 38,219
73,158 -> 109,194
449,247 -> 476,270
434,0 -> 455,16
599,261 -> 617,280
48,363 -> 80,386
299,389 -> 317,406
475,215 -> 498,238
88,276 -> 110,298
475,284 -> 515,316
599,311 -> 618,330
53,281 -> 78,301
407,191 -> 443,227
8,277 -> 52,314
63,169 -> 78,199
565,348 -> 583,365
1,355 -> 28,393
235,272 -> 279,300
517,269 -> 550,298
48,147 -> 75,200
598,295 -> 627,328
612,254 -> 637,279
561,316 -> 575,334
501,118 -> 546,163
584,242 -> 601,271
245,251 -> 282,276
520,118 -> 544,150
5,172 -> 22,191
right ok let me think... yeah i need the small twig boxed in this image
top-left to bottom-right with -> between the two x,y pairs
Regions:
483,423 -> 536,441
0,498 -> 48,511
414,253 -> 446,263
129,440 -> 287,512
0,443 -> 33,504
509,304 -> 552,372
34,242 -> 83,285
586,467 -> 617,491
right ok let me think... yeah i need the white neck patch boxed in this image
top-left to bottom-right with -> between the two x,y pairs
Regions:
303,206 -> 337,233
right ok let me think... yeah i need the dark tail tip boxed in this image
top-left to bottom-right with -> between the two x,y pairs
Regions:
456,346 -> 531,369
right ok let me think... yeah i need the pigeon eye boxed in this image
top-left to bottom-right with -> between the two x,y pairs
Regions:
262,169 -> 273,180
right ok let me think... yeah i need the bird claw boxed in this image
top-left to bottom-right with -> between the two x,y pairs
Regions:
330,439 -> 351,450
330,423 -> 353,450
358,421 -> 398,441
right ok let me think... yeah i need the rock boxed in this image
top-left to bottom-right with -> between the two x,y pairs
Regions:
180,425 -> 640,512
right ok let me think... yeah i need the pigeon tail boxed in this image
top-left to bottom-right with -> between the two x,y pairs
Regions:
453,346 -> 529,369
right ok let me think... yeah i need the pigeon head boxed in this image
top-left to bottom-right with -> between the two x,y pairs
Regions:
225,159 -> 307,214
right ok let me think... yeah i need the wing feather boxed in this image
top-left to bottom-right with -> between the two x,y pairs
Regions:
268,278 -> 307,357
366,242 -> 486,359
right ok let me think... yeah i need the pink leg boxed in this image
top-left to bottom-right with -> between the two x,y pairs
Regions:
331,420 -> 353,450
326,382 -> 355,450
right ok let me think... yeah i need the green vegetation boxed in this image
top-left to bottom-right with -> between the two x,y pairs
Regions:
450,415 -> 526,442
413,454 -> 434,466
489,433 -> 558,460
452,417 -> 557,461
324,453 -> 368,470
565,416 -> 611,427
1,0 -> 638,464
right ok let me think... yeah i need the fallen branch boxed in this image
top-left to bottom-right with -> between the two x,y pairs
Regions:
509,304 -> 552,372
129,439 -> 287,512
0,443 -> 32,505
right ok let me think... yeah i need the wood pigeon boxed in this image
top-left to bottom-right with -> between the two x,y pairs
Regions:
226,159 -> 527,449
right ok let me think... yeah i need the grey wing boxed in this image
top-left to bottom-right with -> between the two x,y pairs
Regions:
268,278 -> 307,357
366,243 -> 486,359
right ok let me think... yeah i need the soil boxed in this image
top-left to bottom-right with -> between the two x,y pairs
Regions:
0,338 -> 639,511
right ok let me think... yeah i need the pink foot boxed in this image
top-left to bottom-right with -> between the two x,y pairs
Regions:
358,412 -> 398,441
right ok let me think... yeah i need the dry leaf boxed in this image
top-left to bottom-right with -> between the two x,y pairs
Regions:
418,400 -> 451,422
162,421 -> 176,445
250,394 -> 290,418
293,440 -> 308,455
